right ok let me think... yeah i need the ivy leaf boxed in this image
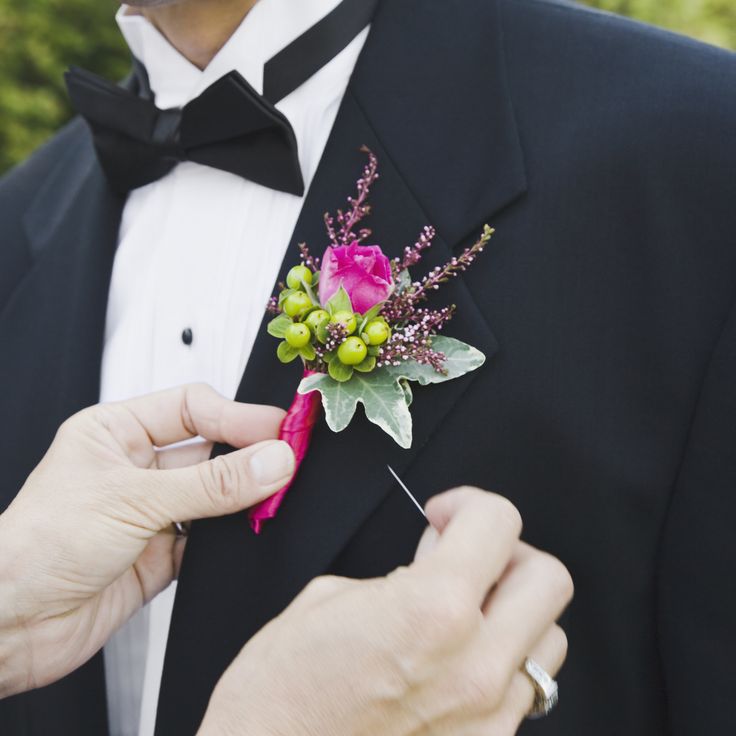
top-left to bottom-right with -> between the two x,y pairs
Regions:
299,369 -> 413,448
326,285 -> 353,315
294,337 -> 484,448
385,336 -> 485,385
400,378 -> 413,407
267,313 -> 292,338
277,341 -> 300,363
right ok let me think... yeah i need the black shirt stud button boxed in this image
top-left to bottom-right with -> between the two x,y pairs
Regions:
181,328 -> 193,346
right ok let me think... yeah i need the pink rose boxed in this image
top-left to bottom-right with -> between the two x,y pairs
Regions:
319,242 -> 394,314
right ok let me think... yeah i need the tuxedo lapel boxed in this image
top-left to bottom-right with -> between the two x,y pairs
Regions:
158,2 -> 524,729
352,0 -> 527,246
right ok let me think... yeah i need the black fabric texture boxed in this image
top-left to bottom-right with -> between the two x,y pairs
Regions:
0,1 -> 735,734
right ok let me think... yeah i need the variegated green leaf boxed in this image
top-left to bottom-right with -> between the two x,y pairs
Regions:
299,369 -> 413,448
296,337 -> 484,448
400,378 -> 413,407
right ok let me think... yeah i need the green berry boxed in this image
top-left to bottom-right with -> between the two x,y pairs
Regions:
331,310 -> 357,335
285,323 -> 312,348
305,309 -> 330,332
363,319 -> 390,346
283,292 -> 312,317
286,265 -> 314,290
337,336 -> 368,366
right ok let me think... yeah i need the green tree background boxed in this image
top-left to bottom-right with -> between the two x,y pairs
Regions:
0,0 -> 734,174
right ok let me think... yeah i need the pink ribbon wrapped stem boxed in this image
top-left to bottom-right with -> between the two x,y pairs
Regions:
248,370 -> 322,534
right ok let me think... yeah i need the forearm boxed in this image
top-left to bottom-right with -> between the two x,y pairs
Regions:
197,680 -> 279,736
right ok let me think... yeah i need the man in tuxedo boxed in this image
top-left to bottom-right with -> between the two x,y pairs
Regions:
0,0 -> 734,734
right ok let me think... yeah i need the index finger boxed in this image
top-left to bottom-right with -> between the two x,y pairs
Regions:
416,487 -> 523,604
114,383 -> 285,448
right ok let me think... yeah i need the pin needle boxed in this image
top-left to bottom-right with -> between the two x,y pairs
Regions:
387,465 -> 427,519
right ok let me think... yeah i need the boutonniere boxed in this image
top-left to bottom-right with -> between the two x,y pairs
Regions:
249,148 -> 493,532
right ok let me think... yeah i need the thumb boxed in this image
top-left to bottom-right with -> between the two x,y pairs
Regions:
129,440 -> 295,526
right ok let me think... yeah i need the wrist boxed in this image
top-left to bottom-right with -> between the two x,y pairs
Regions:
0,625 -> 29,698
197,713 -> 268,736
0,511 -> 33,698
197,687 -> 279,736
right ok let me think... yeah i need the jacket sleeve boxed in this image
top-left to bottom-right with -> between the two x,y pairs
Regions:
0,171 -> 34,315
657,291 -> 736,734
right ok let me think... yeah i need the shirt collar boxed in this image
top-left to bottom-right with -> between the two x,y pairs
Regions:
117,0 -> 345,109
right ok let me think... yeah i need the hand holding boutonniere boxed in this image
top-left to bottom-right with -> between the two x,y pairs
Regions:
249,148 -> 493,532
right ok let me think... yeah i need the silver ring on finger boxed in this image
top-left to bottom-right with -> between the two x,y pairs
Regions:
522,657 -> 558,719
173,521 -> 190,538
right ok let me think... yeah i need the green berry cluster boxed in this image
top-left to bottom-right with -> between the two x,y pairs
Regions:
268,265 -> 391,382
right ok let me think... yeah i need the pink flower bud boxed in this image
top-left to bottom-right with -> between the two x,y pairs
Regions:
318,242 -> 394,314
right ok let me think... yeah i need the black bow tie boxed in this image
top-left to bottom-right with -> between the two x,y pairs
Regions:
65,0 -> 378,196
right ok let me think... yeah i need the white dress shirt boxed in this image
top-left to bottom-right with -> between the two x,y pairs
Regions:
101,3 -> 368,734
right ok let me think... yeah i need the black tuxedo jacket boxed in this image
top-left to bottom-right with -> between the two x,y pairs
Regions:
1,1 -> 735,734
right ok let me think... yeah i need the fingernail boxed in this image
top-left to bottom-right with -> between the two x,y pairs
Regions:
249,441 -> 295,485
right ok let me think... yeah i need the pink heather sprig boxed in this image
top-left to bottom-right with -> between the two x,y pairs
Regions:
392,226 -> 436,276
267,149 -> 492,379
412,305 -> 456,333
324,146 -> 379,248
413,224 -> 493,301
376,306 -> 456,375
377,324 -> 448,374
383,225 -> 494,324
298,242 -> 320,272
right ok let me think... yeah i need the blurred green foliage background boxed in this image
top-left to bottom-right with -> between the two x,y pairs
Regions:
0,0 -> 734,174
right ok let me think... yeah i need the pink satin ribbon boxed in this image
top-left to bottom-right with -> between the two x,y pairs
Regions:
248,370 -> 322,534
